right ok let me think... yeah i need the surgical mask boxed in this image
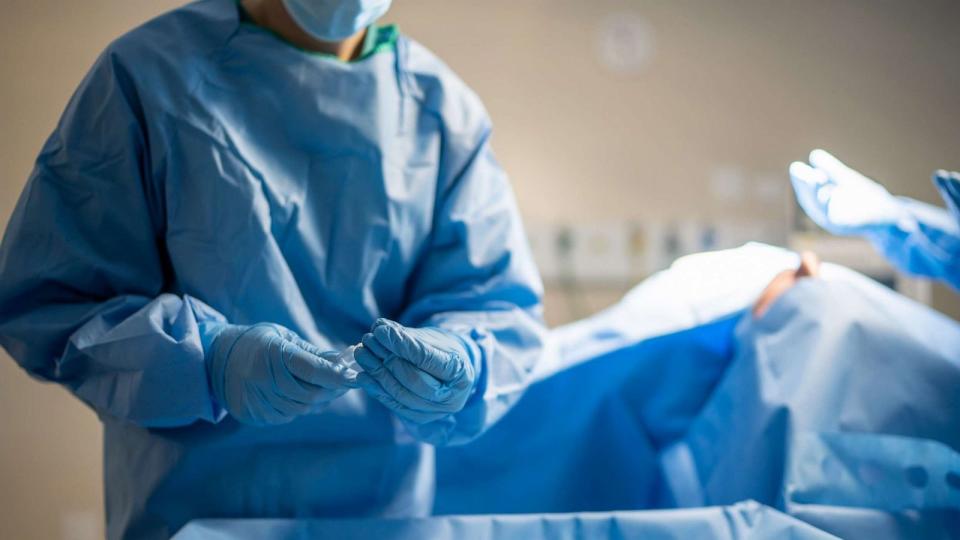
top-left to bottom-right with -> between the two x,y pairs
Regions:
282,0 -> 392,42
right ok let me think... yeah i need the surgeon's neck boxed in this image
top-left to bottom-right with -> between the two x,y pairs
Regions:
241,0 -> 367,61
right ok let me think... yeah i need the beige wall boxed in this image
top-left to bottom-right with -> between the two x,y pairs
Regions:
1,1 -> 958,538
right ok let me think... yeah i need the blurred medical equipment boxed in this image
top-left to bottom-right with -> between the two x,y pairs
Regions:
205,323 -> 358,426
529,220 -> 775,287
791,149 -> 960,291
281,0 -> 393,41
0,1 -> 545,538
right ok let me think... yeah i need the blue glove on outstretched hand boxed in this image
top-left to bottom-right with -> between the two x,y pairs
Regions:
354,319 -> 479,425
206,323 -> 359,426
790,149 -> 960,289
789,149 -> 907,236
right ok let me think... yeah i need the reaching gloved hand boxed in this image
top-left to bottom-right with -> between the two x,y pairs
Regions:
790,149 -> 960,290
353,318 -> 479,424
789,149 -> 907,236
206,323 -> 359,426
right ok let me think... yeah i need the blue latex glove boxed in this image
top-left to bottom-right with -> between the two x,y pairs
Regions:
207,323 -> 359,426
790,149 -> 960,289
354,319 -> 479,425
789,149 -> 907,236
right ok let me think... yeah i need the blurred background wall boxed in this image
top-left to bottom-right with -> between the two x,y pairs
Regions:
1,1 -> 958,538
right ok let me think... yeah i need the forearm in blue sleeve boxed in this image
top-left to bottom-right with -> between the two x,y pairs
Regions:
1,292 -> 227,427
397,133 -> 546,445
0,48 -> 228,427
867,195 -> 960,290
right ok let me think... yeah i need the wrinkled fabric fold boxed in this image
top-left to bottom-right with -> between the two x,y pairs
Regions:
436,244 -> 960,538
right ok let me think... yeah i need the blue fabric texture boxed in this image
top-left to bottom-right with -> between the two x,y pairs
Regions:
432,246 -> 960,538
172,501 -> 837,540
0,0 -> 544,538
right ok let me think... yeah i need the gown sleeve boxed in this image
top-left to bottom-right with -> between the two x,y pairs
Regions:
867,172 -> 960,291
397,126 -> 547,446
0,47 -> 227,428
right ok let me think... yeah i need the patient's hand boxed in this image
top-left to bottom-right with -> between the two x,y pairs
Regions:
752,252 -> 821,318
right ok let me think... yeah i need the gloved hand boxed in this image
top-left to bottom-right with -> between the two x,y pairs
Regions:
354,318 -> 479,424
207,323 -> 359,426
934,169 -> 960,218
789,149 -> 906,236
790,150 -> 960,290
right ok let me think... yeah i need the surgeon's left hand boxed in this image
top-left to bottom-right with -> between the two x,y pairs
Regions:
354,319 -> 479,424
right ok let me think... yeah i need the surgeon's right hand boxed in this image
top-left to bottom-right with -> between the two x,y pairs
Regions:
206,323 -> 359,426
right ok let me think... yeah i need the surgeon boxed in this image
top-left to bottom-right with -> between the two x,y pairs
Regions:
0,0 -> 545,538
791,149 -> 960,290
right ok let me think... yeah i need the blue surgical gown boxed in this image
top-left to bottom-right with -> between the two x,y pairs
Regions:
0,1 -> 545,538
869,173 -> 960,291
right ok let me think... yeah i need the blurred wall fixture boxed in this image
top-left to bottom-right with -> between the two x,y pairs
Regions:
596,13 -> 655,74
526,219 -> 786,286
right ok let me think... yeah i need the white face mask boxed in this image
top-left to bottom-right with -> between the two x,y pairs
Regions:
281,0 -> 393,42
